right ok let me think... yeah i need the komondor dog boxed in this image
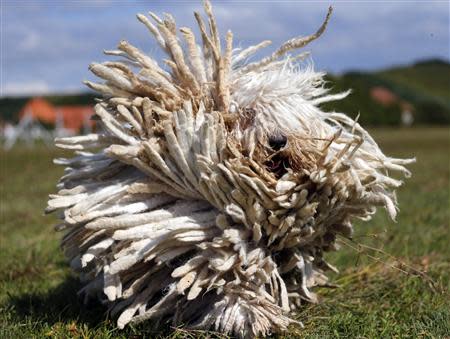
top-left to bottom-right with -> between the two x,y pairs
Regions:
47,1 -> 414,337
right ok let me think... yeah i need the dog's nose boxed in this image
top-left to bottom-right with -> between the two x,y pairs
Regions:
269,134 -> 287,151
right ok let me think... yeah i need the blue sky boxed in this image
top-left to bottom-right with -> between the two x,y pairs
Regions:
1,0 -> 449,96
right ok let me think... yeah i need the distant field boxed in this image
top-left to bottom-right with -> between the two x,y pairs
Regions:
1,127 -> 449,338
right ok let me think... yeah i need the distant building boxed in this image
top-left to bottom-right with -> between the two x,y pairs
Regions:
2,97 -> 95,149
370,86 -> 414,126
18,97 -> 95,133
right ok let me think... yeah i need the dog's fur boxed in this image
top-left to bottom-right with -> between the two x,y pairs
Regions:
48,2 -> 414,337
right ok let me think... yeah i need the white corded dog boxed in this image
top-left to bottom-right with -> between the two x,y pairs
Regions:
48,2 -> 414,337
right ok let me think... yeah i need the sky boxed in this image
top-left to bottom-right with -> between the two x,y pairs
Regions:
1,0 -> 449,97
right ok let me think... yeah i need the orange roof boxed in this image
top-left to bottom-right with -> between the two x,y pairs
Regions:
370,86 -> 414,112
19,97 -> 57,124
370,86 -> 398,106
18,98 -> 94,132
56,105 -> 95,131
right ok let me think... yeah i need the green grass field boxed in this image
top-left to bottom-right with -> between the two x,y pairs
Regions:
1,127 -> 449,338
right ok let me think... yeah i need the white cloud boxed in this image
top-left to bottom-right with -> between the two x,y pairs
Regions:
2,81 -> 50,97
18,30 -> 40,52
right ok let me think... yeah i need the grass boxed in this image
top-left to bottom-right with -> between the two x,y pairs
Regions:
0,127 -> 449,338
379,60 -> 450,103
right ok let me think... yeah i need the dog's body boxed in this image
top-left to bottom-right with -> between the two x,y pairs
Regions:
48,2 -> 413,337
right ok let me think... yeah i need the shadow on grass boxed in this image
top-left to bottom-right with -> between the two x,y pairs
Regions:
7,277 -> 108,327
6,277 -> 180,337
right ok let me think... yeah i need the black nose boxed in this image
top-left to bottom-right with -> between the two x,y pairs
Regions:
269,134 -> 287,151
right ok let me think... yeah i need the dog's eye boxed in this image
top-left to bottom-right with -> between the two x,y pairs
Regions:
269,134 -> 287,151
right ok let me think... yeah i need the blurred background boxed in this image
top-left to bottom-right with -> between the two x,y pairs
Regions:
0,1 -> 449,338
1,0 -> 449,142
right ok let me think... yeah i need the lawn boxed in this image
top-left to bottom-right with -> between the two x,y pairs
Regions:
0,127 -> 449,338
